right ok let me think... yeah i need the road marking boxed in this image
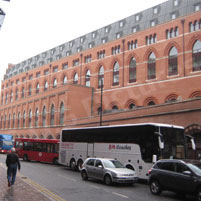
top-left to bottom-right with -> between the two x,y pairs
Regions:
0,163 -> 65,201
88,184 -> 101,189
23,177 -> 66,201
112,192 -> 129,199
58,174 -> 76,182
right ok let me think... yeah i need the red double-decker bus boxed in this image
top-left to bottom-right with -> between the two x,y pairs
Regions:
15,138 -> 59,164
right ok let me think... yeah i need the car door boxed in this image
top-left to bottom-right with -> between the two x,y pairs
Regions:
85,159 -> 96,178
158,162 -> 175,189
93,159 -> 105,180
172,162 -> 196,193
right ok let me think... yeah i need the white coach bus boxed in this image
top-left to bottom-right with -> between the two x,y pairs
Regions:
59,123 -> 192,180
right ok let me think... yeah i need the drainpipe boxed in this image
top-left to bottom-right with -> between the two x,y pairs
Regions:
181,19 -> 186,77
122,39 -> 125,87
80,53 -> 83,85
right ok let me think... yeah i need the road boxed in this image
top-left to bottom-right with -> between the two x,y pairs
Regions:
0,154 -> 197,201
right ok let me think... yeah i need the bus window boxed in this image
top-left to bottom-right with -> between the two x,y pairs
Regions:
24,141 -> 32,151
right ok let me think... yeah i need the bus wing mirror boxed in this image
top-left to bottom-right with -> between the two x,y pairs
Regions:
158,136 -> 164,149
154,132 -> 164,149
191,138 -> 196,150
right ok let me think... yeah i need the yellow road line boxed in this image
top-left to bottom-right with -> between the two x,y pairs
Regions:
0,162 -> 66,201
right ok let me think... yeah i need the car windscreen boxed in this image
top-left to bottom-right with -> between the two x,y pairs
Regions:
187,163 -> 201,176
103,160 -> 124,168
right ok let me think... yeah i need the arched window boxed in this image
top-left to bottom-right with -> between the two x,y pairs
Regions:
42,106 -> 46,126
28,85 -> 32,96
17,112 -> 20,128
113,61 -> 119,86
60,102 -> 64,125
16,88 -> 18,100
10,91 -> 13,103
129,57 -> 136,83
192,40 -> 201,71
98,66 -> 104,88
8,114 -> 11,128
4,115 -> 6,128
53,78 -> 57,88
22,87 -> 25,98
148,52 -> 156,80
50,104 -> 55,126
112,105 -> 118,110
73,73 -> 78,84
23,111 -> 26,128
13,113 -> 15,128
5,93 -> 8,104
28,110 -> 32,127
85,70 -> 90,87
0,116 -> 3,129
36,83 -> 39,94
168,46 -> 178,76
44,81 -> 48,91
35,108 -> 39,127
129,103 -> 136,109
148,101 -> 156,106
63,76 -> 67,85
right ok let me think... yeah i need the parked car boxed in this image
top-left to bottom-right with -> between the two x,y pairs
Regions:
81,158 -> 138,185
148,159 -> 201,200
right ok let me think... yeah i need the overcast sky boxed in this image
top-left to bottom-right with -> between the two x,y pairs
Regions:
0,0 -> 165,83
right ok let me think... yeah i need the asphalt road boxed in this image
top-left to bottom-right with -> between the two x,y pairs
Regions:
0,154 -> 197,201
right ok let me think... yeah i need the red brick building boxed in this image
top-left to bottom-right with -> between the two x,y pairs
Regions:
0,0 -> 201,151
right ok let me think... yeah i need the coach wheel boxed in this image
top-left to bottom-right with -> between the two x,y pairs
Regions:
70,159 -> 76,171
77,159 -> 83,172
23,154 -> 28,161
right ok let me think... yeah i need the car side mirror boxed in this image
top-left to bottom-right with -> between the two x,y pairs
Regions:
183,170 -> 192,176
98,165 -> 103,169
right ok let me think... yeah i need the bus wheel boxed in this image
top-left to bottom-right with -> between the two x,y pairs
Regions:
53,157 -> 58,165
70,159 -> 76,171
77,159 -> 83,172
104,175 -> 112,185
23,154 -> 28,161
81,170 -> 88,180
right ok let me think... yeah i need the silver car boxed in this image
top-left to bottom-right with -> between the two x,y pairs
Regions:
81,158 -> 138,185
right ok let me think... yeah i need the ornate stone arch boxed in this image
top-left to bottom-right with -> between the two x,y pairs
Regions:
163,41 -> 181,56
164,93 -> 179,103
187,34 -> 201,50
143,47 -> 159,61
143,96 -> 158,106
124,99 -> 137,109
189,91 -> 201,99
126,52 -> 139,65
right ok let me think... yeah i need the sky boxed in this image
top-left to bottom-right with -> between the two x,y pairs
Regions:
0,0 -> 166,84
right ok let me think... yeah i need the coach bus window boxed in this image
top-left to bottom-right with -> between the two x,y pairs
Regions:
24,141 -> 32,150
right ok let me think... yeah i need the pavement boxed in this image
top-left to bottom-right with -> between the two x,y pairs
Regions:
0,163 -> 65,201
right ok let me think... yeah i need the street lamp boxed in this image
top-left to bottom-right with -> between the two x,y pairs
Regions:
86,75 -> 103,126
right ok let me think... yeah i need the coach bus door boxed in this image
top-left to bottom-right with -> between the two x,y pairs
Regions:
87,143 -> 94,158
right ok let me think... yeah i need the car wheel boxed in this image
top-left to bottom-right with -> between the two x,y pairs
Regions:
23,154 -> 28,161
104,175 -> 112,185
81,171 -> 88,180
149,180 -> 162,195
77,159 -> 83,172
197,188 -> 201,201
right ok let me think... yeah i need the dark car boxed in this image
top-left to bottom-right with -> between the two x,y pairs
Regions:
148,159 -> 201,200
81,158 -> 138,185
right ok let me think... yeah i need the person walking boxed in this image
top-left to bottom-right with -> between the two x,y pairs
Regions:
6,147 -> 21,187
